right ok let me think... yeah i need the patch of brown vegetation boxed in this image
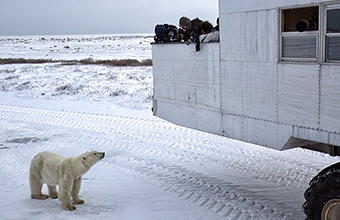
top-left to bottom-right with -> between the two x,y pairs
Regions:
0,58 -> 152,66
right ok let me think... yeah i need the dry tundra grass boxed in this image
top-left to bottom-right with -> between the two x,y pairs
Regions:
0,58 -> 152,66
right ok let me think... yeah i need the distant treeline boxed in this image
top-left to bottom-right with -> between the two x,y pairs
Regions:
0,58 -> 152,66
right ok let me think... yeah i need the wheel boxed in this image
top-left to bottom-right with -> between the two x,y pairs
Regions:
303,165 -> 340,220
321,199 -> 340,220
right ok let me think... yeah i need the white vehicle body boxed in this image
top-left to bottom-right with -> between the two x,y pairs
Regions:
152,0 -> 340,153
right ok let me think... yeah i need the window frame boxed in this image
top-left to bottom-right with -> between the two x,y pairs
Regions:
279,3 -> 340,63
324,4 -> 340,63
279,5 -> 320,62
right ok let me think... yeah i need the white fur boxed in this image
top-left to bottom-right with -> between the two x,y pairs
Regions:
29,151 -> 105,211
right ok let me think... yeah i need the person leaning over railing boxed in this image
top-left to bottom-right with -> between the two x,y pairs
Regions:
197,21 -> 220,43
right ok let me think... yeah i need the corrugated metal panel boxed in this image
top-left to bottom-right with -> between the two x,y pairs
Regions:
153,80 -> 176,100
277,64 -> 320,128
243,62 -> 277,121
278,64 -> 320,93
223,114 -> 244,141
320,96 -> 340,132
155,101 -> 196,127
222,114 -> 293,150
321,65 -> 340,96
219,13 -> 243,61
154,100 -> 222,136
331,132 -> 340,146
278,92 -> 319,128
195,107 -> 223,135
293,127 -> 330,143
320,65 -> 340,132
220,61 -> 243,115
243,118 -> 278,147
242,10 -> 278,62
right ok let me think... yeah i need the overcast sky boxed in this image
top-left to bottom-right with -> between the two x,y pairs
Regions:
0,0 -> 218,36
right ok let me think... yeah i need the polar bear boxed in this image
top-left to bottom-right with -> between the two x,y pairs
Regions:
29,151 -> 105,211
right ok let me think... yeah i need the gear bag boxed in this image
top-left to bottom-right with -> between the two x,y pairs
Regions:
154,24 -> 181,43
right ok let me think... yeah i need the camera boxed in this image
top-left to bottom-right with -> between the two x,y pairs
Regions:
179,29 -> 190,44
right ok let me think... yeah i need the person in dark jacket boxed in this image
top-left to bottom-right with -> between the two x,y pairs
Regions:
179,16 -> 202,51
214,17 -> 219,31
197,21 -> 214,35
179,16 -> 202,44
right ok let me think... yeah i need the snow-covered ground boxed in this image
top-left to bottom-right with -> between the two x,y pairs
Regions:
0,34 -> 338,220
0,34 -> 152,61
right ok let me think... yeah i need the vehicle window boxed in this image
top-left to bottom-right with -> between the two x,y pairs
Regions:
327,9 -> 340,33
281,7 -> 318,61
326,8 -> 340,61
282,36 -> 317,58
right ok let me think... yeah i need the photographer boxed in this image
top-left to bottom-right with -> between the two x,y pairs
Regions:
198,21 -> 220,43
179,16 -> 202,50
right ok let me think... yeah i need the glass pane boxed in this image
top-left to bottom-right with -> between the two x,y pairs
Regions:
282,7 -> 318,32
282,36 -> 317,58
327,9 -> 340,33
326,37 -> 340,61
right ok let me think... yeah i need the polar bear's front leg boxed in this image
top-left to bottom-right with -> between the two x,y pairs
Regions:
71,177 -> 85,204
59,176 -> 76,211
48,185 -> 58,199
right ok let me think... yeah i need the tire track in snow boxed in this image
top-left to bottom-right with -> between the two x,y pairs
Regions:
0,103 -> 312,219
105,155 -> 294,219
0,104 -> 320,188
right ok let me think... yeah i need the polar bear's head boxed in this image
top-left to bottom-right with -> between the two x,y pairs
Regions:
81,151 -> 105,167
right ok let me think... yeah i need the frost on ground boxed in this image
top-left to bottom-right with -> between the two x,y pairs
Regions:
0,34 -> 152,61
0,64 -> 153,109
0,35 -> 339,220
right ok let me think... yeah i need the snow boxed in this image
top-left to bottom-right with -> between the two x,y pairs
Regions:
0,34 -> 152,61
0,34 -> 339,220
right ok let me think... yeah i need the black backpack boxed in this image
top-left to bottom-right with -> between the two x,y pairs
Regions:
154,24 -> 181,43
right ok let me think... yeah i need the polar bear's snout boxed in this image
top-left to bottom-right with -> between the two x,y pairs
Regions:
98,152 -> 105,159
92,151 -> 105,160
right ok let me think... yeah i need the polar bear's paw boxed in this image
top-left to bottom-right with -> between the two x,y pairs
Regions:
49,193 -> 58,199
31,194 -> 49,200
72,198 -> 85,205
63,204 -> 76,211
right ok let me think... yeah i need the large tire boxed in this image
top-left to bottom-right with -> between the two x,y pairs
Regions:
303,166 -> 340,220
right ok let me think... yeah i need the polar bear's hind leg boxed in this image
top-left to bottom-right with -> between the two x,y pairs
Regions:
29,165 -> 49,200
